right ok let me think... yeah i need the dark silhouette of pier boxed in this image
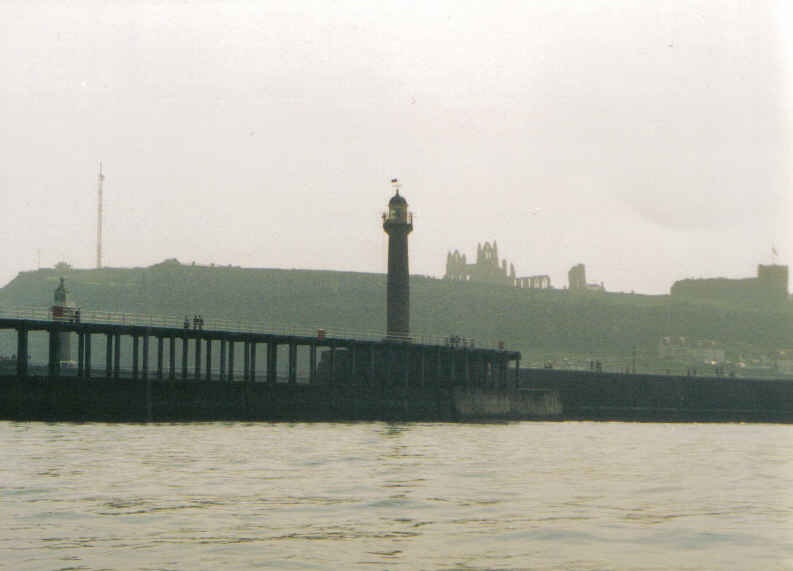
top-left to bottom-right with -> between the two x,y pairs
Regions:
3,315 -> 520,385
0,314 -> 547,422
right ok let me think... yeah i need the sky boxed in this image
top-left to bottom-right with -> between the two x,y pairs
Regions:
1,0 -> 791,294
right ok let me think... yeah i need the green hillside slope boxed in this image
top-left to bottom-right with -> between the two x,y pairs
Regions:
2,260 -> 792,372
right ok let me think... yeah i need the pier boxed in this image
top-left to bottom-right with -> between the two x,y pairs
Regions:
0,313 -> 555,422
2,315 -> 520,387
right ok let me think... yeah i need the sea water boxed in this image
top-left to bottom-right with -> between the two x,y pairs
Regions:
2,421 -> 792,570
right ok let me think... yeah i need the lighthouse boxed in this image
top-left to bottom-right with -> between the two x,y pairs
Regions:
51,277 -> 76,364
382,179 -> 413,340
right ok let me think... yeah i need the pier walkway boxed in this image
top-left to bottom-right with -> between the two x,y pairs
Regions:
0,311 -> 521,390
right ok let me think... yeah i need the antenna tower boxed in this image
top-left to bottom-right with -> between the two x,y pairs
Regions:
96,162 -> 104,269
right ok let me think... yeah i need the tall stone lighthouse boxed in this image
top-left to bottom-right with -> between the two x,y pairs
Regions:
382,179 -> 413,340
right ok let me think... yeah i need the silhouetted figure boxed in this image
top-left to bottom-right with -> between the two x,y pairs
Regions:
74,309 -> 80,324
183,316 -> 189,330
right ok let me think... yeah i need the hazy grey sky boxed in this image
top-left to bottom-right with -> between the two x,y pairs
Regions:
2,1 -> 791,294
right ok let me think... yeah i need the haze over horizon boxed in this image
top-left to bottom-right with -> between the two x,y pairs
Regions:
2,1 -> 791,295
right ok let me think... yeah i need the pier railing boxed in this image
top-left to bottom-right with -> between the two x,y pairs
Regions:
0,305 -> 485,349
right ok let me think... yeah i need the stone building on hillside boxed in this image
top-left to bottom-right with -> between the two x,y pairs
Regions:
515,275 -> 552,290
568,263 -> 605,292
658,336 -> 726,365
670,264 -> 789,306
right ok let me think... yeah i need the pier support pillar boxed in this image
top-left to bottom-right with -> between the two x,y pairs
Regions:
329,345 -> 336,385
219,339 -> 226,381
435,347 -> 442,388
250,342 -> 256,382
142,333 -> 149,380
267,342 -> 277,384
243,341 -> 250,381
16,326 -> 28,378
463,349 -> 470,388
132,335 -> 139,379
84,333 -> 92,379
77,332 -> 85,377
157,336 -> 164,380
288,342 -> 297,384
228,341 -> 235,381
349,343 -> 358,384
205,339 -> 212,381
48,328 -> 60,377
168,336 -> 176,380
514,358 -> 520,388
113,333 -> 121,379
181,336 -> 189,380
309,344 -> 317,384
105,333 -> 113,377
194,336 -> 202,380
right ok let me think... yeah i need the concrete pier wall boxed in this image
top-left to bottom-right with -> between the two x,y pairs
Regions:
520,368 -> 793,422
453,387 -> 562,420
0,376 -> 559,422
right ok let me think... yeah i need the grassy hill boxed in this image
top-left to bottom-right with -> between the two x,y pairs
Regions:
2,260 -> 792,372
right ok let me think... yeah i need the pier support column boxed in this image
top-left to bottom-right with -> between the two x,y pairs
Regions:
205,339 -> 212,381
181,335 -> 189,380
267,342 -> 277,384
16,326 -> 28,378
463,349 -> 470,388
288,342 -> 297,384
228,341 -> 235,381
48,328 -> 60,377
77,332 -> 85,377
350,343 -> 357,384
449,349 -> 456,385
514,358 -> 520,388
250,342 -> 256,382
194,336 -> 202,380
243,341 -> 250,381
142,333 -> 149,380
105,333 -> 113,377
329,345 -> 336,385
132,335 -> 139,379
113,333 -> 121,379
219,339 -> 226,381
169,336 -> 176,380
84,333 -> 92,379
157,336 -> 164,380
309,344 -> 317,384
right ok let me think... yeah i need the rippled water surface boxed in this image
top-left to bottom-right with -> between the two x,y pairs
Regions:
2,421 -> 793,570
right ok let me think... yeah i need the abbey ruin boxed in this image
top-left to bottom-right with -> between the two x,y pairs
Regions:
444,241 -> 596,292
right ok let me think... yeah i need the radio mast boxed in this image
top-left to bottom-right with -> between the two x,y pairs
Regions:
96,161 -> 104,269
